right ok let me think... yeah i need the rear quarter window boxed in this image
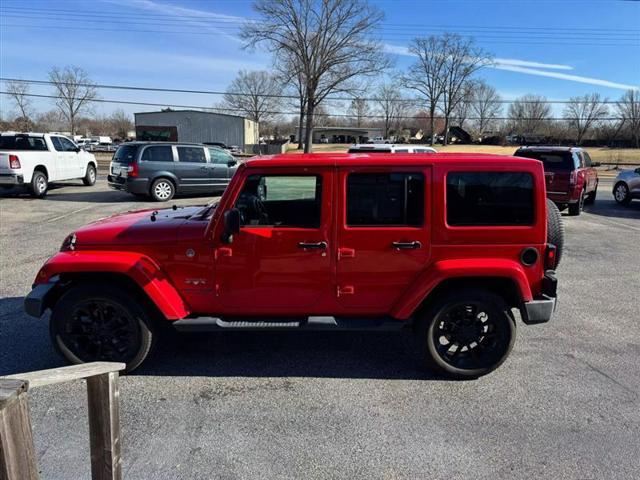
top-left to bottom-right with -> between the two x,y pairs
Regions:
446,172 -> 534,226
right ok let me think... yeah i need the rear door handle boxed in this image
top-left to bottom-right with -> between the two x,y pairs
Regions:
392,241 -> 422,250
298,241 -> 327,250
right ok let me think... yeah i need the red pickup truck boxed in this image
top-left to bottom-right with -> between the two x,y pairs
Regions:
514,146 -> 599,215
25,153 -> 563,379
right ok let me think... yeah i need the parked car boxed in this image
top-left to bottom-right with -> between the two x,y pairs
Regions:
613,167 -> 640,205
107,142 -> 238,201
367,136 -> 389,144
26,152 -> 562,379
0,132 -> 97,197
348,144 -> 437,154
514,146 -> 599,216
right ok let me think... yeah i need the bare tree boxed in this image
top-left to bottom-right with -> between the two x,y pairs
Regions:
450,80 -> 475,131
222,70 -> 283,142
507,94 -> 552,136
375,83 -> 408,138
48,66 -> 97,134
108,109 -> 134,140
242,0 -> 388,152
438,34 -> 490,145
617,89 -> 640,148
563,93 -> 608,145
469,80 -> 502,135
401,36 -> 448,145
5,80 -> 33,131
348,97 -> 370,127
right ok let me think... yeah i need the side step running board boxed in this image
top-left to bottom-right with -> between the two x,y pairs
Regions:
172,316 -> 409,332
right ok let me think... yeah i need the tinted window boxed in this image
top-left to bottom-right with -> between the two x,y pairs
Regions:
447,172 -> 534,226
177,146 -> 206,163
234,175 -> 321,228
0,135 -> 48,151
347,147 -> 392,153
209,148 -> 232,165
582,151 -> 592,167
347,173 -> 424,226
50,137 -> 64,152
113,145 -> 140,164
515,150 -> 573,171
141,146 -> 173,162
59,137 -> 77,152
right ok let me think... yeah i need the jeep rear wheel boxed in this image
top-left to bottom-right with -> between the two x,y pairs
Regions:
546,199 -> 564,267
417,289 -> 516,379
50,284 -> 155,372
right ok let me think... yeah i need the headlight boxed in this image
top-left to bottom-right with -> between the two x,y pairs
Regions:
60,233 -> 77,251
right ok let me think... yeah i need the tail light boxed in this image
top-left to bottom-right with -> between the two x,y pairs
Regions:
9,155 -> 21,169
569,170 -> 577,188
545,244 -> 557,270
125,161 -> 139,178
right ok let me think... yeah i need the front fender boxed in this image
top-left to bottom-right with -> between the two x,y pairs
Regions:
390,258 -> 533,320
33,251 -> 190,319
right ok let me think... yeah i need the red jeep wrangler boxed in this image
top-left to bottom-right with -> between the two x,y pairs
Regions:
25,153 -> 562,379
514,146 -> 599,216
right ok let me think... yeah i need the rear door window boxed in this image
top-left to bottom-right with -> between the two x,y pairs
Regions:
347,173 -> 424,226
0,135 -> 48,150
141,145 -> 174,162
447,172 -> 534,226
177,146 -> 206,163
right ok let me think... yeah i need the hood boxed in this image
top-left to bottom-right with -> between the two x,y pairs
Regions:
74,205 -> 206,247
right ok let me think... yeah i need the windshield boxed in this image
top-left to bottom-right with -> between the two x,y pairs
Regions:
112,145 -> 140,164
0,135 -> 48,151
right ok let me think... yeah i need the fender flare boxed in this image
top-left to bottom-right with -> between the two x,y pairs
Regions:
34,251 -> 190,320
390,258 -> 533,320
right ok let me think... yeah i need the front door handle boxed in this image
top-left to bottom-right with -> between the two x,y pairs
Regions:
298,241 -> 327,250
392,241 -> 422,250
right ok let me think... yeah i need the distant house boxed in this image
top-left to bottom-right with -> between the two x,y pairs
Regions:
296,126 -> 383,144
440,126 -> 472,144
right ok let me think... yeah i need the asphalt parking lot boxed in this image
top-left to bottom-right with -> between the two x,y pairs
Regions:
1,176 -> 639,479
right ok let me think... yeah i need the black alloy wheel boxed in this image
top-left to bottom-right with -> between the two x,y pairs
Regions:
418,289 -> 515,379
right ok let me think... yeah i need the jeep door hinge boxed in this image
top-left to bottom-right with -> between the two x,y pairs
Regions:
337,285 -> 355,297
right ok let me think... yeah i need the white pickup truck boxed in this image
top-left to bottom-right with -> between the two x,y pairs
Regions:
0,132 -> 98,197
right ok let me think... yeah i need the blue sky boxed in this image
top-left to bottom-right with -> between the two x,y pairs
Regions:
1,0 -> 639,119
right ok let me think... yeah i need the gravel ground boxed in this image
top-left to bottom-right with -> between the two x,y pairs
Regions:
1,177 -> 639,480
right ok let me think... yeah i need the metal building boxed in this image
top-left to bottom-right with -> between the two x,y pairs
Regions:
134,110 -> 258,151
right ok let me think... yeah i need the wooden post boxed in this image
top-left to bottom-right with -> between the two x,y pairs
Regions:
0,379 -> 38,480
86,372 -> 122,480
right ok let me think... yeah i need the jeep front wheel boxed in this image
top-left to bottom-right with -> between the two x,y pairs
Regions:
50,284 -> 156,372
417,289 -> 516,379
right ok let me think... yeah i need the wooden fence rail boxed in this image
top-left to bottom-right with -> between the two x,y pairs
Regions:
0,362 -> 125,480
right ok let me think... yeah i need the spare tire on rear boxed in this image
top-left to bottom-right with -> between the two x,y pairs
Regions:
546,199 -> 564,268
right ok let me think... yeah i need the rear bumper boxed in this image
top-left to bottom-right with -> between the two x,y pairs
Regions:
107,175 -> 149,194
0,173 -> 24,185
24,282 -> 56,318
522,272 -> 558,325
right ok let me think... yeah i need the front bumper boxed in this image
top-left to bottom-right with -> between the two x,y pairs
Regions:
522,271 -> 557,325
0,173 -> 24,185
24,282 -> 56,318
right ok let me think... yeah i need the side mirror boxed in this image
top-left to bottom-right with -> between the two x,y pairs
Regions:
221,208 -> 241,244
592,162 -> 601,167
227,159 -> 237,167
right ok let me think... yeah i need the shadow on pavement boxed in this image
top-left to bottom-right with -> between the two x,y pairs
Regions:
0,296 -> 437,380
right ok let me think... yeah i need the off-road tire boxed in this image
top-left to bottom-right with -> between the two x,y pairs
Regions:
83,164 -> 97,186
568,189 -> 585,216
150,178 -> 175,202
30,171 -> 48,198
416,288 -> 516,380
50,283 -> 156,372
546,198 -> 564,268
